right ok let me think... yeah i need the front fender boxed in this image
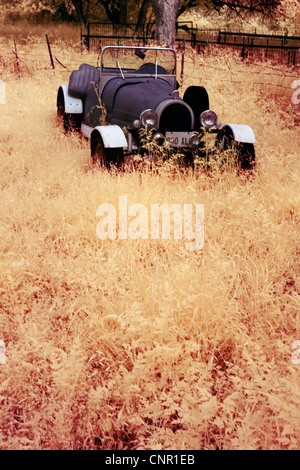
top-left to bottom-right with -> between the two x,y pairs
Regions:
91,125 -> 128,149
222,123 -> 256,144
57,84 -> 83,114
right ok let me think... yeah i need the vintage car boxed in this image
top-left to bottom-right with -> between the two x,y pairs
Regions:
57,45 -> 256,169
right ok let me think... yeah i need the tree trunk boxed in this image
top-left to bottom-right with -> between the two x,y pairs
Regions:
72,0 -> 87,27
119,0 -> 128,25
151,0 -> 180,47
101,0 -> 120,25
136,0 -> 152,33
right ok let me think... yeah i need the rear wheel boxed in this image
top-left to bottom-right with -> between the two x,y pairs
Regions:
57,90 -> 81,133
91,133 -> 124,168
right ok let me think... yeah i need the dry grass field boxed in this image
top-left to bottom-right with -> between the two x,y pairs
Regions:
0,25 -> 299,450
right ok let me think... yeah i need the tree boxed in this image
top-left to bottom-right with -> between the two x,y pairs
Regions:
1,0 -> 284,41
151,0 -> 180,47
135,0 -> 153,33
150,0 -> 282,47
71,0 -> 90,26
209,0 -> 282,17
119,0 -> 127,24
95,0 -> 127,25
177,0 -> 199,18
135,0 -> 203,39
71,0 -> 128,27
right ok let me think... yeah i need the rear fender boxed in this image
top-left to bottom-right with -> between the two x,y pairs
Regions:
222,124 -> 256,144
57,84 -> 83,114
91,125 -> 128,149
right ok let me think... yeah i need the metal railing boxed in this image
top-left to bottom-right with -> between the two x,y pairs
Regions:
80,22 -> 300,67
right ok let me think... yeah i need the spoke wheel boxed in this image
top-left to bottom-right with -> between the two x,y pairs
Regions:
92,134 -> 107,166
91,134 -> 124,168
237,143 -> 256,171
219,129 -> 255,171
57,90 -> 81,133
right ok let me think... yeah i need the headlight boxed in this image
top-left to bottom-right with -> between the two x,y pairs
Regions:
153,132 -> 165,146
190,133 -> 201,146
200,110 -> 218,129
140,109 -> 158,129
133,119 -> 142,129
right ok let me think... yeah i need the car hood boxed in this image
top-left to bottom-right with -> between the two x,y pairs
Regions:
102,77 -> 177,125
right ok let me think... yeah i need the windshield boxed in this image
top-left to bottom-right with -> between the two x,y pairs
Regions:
101,46 -> 177,77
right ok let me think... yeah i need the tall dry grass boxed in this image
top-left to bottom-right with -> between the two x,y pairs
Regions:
0,32 -> 299,450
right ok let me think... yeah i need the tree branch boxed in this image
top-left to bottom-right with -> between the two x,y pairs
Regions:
177,0 -> 199,18
211,0 -> 282,17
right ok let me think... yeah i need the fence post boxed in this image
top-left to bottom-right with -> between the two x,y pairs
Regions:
13,40 -> 21,77
241,36 -> 245,60
191,32 -> 196,48
180,38 -> 185,85
46,34 -> 55,69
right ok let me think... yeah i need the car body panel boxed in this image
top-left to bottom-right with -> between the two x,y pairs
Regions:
91,125 -> 128,149
58,84 -> 83,114
103,77 -> 175,126
223,123 -> 256,144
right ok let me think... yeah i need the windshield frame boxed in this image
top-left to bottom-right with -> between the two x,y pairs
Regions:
100,45 -> 177,81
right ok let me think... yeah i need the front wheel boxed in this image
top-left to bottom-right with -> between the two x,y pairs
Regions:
237,143 -> 255,171
219,129 -> 255,171
91,133 -> 124,168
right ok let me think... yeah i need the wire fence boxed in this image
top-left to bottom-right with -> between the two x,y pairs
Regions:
0,33 -> 298,103
81,22 -> 300,68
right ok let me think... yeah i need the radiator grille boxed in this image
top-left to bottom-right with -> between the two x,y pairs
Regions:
159,103 -> 193,132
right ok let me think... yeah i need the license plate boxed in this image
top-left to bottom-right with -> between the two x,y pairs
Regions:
165,132 -> 193,148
